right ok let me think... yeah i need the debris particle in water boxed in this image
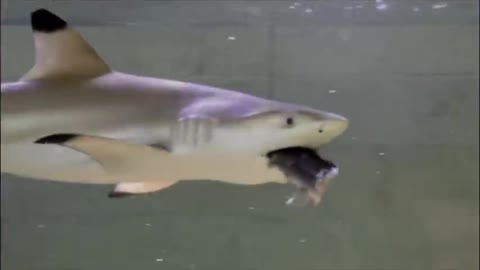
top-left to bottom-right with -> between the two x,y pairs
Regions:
227,36 -> 236,41
155,258 -> 164,262
299,239 -> 307,243
248,206 -> 255,210
378,152 -> 385,156
376,171 -> 381,175
432,3 -> 448,9
145,223 -> 152,227
376,3 -> 388,10
375,0 -> 388,10
286,197 -> 295,205
36,224 -> 45,229
328,89 -> 337,93
305,8 -> 313,13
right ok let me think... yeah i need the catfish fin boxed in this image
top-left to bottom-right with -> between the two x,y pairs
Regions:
286,177 -> 334,207
285,189 -> 312,208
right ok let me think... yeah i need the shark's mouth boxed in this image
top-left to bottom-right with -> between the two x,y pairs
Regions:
266,147 -> 338,207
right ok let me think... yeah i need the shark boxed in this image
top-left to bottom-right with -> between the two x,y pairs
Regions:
1,9 -> 349,206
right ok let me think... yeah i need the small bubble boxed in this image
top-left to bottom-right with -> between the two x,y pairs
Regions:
328,89 -> 337,93
375,171 -> 381,175
378,152 -> 385,156
305,8 -> 313,13
155,258 -> 164,262
37,224 -> 45,229
227,36 -> 236,41
145,223 -> 152,227
289,5 -> 296,9
299,239 -> 307,243
413,7 -> 421,12
248,206 -> 255,210
351,137 -> 358,141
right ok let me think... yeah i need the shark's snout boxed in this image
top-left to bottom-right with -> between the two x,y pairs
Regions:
329,115 -> 349,135
322,111 -> 348,124
317,112 -> 349,139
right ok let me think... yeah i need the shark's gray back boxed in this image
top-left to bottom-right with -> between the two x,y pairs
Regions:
1,71 -> 224,144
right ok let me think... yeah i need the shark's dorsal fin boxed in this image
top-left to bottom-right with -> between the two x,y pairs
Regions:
20,9 -> 111,81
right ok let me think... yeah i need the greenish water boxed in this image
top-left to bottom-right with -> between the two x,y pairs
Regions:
2,145 -> 479,269
1,1 -> 479,269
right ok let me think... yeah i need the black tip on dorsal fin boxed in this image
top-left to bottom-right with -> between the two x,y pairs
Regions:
31,9 -> 67,33
35,133 -> 79,144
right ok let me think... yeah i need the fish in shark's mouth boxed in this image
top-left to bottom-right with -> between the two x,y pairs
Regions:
267,147 -> 338,207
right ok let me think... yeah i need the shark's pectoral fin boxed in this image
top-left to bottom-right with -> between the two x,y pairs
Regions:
108,180 -> 178,198
34,133 -> 168,174
21,9 -> 111,81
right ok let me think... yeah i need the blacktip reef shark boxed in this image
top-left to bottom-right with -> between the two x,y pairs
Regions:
1,9 -> 349,206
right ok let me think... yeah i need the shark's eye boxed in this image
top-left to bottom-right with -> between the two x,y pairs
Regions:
285,117 -> 294,127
